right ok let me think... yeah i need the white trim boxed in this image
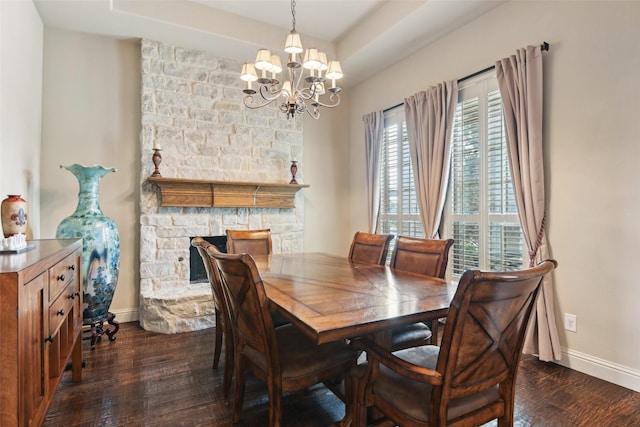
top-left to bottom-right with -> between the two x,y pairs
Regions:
109,307 -> 139,324
556,347 -> 640,393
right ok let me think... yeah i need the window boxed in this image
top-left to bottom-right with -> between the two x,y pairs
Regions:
443,74 -> 525,278
377,108 -> 423,238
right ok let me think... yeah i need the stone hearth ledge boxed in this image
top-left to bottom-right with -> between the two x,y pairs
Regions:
139,281 -> 215,333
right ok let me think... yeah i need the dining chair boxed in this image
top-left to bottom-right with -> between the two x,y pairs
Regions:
225,228 -> 290,328
226,228 -> 272,256
206,247 -> 362,427
350,259 -> 557,427
390,236 -> 454,278
191,237 -> 234,396
389,236 -> 455,350
348,231 -> 394,265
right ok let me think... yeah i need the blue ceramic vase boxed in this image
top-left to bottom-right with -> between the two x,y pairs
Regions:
56,164 -> 120,323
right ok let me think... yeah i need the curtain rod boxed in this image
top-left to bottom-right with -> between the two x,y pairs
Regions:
383,41 -> 550,113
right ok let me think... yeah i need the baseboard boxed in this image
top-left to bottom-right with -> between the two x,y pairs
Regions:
109,307 -> 139,323
557,347 -> 640,393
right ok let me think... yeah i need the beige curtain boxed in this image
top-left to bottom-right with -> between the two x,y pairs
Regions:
404,81 -> 458,238
363,111 -> 384,233
496,45 -> 561,361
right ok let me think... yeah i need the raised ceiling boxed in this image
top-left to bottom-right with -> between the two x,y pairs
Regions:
33,0 -> 505,86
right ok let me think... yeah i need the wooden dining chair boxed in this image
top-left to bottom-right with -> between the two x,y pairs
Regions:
206,247 -> 362,427
226,228 -> 272,256
351,259 -> 557,427
225,228 -> 290,328
390,236 -> 454,278
348,231 -> 394,265
191,237 -> 234,396
389,236 -> 455,350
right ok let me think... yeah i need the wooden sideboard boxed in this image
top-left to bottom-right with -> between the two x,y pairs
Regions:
0,239 -> 83,426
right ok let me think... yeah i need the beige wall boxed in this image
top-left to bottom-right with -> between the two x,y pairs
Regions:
40,28 -> 141,321
302,96 -> 352,256
0,1 -> 43,238
348,1 -> 640,389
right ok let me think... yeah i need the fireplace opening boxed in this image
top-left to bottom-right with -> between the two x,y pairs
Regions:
189,236 -> 227,282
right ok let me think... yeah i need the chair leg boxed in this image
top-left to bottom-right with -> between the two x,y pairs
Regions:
267,380 -> 283,427
213,308 -> 223,369
233,354 -> 247,424
222,319 -> 234,397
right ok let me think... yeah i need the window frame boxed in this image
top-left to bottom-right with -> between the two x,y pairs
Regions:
442,72 -> 526,280
376,107 -> 424,238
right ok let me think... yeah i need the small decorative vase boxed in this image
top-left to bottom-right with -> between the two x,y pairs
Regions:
56,164 -> 120,324
290,160 -> 298,184
1,195 -> 27,237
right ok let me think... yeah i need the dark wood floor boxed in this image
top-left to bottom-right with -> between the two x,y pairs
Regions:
45,322 -> 640,426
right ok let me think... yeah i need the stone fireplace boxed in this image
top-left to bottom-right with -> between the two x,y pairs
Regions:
138,40 -> 305,333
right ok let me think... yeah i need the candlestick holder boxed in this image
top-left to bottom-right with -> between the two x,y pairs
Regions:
289,160 -> 298,184
151,148 -> 162,177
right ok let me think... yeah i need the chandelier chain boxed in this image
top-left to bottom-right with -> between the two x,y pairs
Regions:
291,0 -> 296,32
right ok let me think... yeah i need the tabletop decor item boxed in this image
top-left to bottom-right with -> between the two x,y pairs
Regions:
56,164 -> 120,347
151,146 -> 162,177
1,194 -> 27,237
289,160 -> 298,184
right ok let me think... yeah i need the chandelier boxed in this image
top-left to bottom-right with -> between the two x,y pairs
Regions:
240,0 -> 343,119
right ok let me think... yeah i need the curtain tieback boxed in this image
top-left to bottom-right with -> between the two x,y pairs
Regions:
528,212 -> 546,267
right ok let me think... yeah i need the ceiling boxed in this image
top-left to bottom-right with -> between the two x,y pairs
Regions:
33,0 -> 506,86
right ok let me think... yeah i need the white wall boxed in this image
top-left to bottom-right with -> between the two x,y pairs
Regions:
40,28 -> 141,321
347,1 -> 640,390
0,1 -> 43,238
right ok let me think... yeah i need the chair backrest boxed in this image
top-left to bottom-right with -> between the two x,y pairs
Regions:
432,259 -> 557,421
226,229 -> 272,256
207,248 -> 280,373
389,236 -> 454,278
191,237 -> 228,317
348,232 -> 394,266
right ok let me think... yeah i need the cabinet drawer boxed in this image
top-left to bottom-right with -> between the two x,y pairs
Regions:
48,281 -> 76,337
49,253 -> 78,302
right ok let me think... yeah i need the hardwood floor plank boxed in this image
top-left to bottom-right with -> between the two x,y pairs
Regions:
45,322 -> 640,426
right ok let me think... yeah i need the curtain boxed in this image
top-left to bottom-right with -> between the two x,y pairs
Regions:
496,45 -> 561,361
404,81 -> 458,238
363,111 -> 384,233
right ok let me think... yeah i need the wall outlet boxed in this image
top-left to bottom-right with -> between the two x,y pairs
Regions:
564,313 -> 577,332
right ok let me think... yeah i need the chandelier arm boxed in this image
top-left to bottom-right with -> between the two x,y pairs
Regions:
297,86 -> 315,100
306,105 -> 320,119
244,95 -> 278,110
244,84 -> 283,109
310,93 -> 341,109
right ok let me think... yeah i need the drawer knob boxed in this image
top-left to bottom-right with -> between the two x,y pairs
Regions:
57,274 -> 65,282
57,309 -> 65,316
68,293 -> 75,300
45,335 -> 55,343
68,264 -> 75,271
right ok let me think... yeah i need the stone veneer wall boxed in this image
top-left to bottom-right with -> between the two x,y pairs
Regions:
139,39 -> 304,333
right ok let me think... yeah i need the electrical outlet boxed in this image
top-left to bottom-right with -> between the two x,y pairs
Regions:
564,313 -> 577,332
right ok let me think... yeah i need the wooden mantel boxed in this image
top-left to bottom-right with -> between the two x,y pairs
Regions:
147,176 -> 309,209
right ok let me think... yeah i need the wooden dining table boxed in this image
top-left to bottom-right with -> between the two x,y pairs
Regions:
252,252 -> 457,345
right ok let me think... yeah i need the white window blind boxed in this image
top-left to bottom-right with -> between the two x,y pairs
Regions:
378,108 -> 423,238
445,74 -> 525,278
